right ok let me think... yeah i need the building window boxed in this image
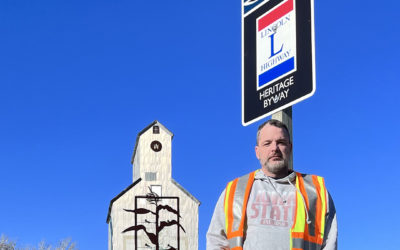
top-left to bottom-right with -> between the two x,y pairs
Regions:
153,125 -> 160,134
151,185 -> 162,197
150,140 -> 162,152
145,172 -> 157,181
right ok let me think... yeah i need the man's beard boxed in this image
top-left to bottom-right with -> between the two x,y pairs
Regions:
262,158 -> 288,175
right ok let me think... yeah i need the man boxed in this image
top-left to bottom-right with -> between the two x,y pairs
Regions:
207,119 -> 337,250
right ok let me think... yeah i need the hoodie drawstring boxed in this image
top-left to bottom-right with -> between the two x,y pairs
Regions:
265,176 -> 287,204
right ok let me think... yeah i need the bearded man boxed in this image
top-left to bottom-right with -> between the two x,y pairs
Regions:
206,119 -> 337,250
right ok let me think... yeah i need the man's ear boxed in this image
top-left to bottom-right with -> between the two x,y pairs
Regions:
255,145 -> 260,159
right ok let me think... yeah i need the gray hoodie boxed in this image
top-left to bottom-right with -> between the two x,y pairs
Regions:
206,170 -> 337,250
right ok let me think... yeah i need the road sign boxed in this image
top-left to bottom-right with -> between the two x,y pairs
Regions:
242,0 -> 316,126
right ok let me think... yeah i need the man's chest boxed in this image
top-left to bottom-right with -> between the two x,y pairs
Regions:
246,186 -> 296,228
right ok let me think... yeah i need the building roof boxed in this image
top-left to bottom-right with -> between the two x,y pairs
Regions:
107,120 -> 200,223
106,178 -> 142,223
171,178 -> 201,205
130,120 -> 174,164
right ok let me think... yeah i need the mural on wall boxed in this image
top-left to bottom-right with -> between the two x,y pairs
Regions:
122,187 -> 185,250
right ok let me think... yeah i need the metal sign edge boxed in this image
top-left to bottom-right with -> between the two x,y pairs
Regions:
241,0 -> 246,126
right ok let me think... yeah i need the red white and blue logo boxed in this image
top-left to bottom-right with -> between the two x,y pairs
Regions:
256,0 -> 296,89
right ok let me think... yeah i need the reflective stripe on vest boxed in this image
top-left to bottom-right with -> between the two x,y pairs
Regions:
224,171 -> 327,250
291,173 -> 327,249
223,171 -> 256,250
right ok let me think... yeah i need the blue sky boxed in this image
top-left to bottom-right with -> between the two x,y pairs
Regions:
1,0 -> 399,249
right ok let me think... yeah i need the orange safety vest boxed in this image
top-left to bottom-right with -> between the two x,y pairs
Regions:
224,171 -> 328,250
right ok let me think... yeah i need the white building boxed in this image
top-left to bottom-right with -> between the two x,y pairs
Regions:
107,121 -> 200,250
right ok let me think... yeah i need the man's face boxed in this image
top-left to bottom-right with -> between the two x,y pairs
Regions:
255,124 -> 292,177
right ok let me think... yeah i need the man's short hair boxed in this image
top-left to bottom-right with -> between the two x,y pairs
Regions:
256,119 -> 291,145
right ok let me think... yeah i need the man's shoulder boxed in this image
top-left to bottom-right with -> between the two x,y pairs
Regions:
227,169 -> 259,183
296,171 -> 325,179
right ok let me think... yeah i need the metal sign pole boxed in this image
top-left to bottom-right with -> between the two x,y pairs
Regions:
271,107 -> 293,170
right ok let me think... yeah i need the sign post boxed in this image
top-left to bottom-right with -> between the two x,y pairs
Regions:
242,0 -> 316,126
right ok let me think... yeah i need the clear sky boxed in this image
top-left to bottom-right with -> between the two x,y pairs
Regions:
1,0 -> 399,249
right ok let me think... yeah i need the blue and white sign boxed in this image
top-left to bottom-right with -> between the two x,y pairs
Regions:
242,0 -> 316,126
256,0 -> 296,89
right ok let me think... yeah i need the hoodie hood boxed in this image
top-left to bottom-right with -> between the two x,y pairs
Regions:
254,169 -> 296,184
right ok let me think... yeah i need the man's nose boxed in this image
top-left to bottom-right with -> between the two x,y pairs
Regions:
272,142 -> 281,152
